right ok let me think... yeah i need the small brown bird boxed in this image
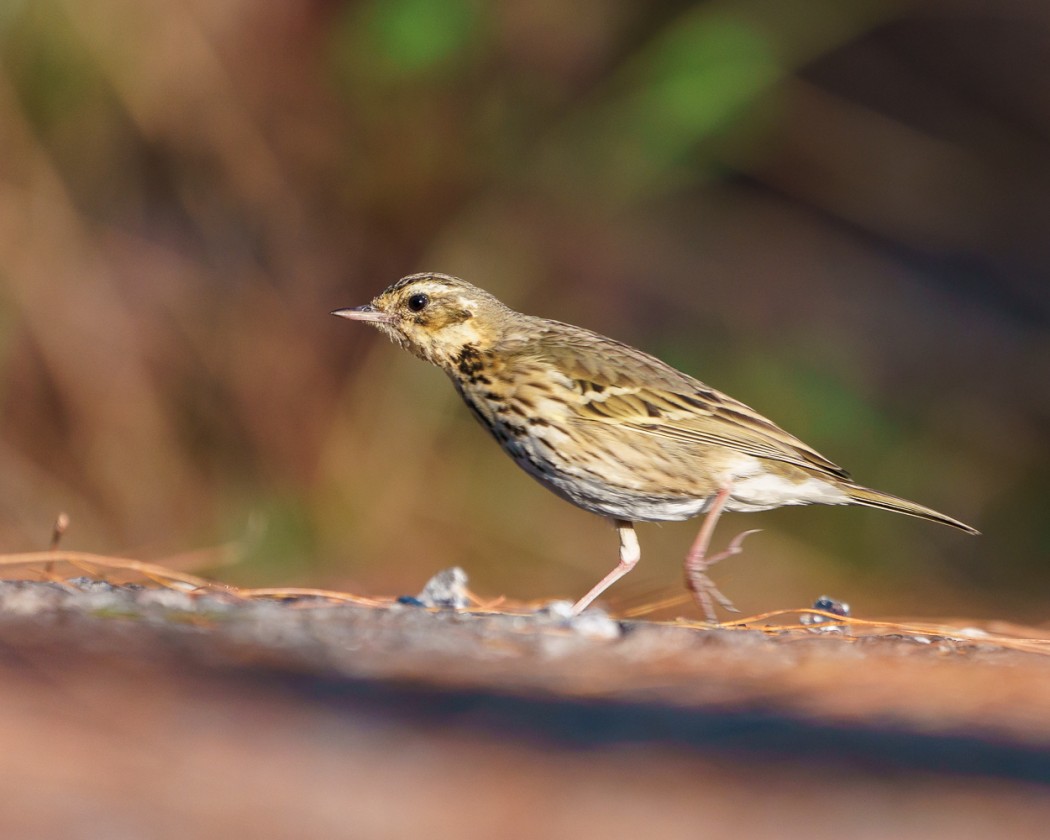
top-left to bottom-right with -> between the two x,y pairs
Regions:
334,273 -> 978,619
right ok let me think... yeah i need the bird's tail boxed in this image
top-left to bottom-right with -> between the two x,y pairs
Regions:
843,484 -> 979,535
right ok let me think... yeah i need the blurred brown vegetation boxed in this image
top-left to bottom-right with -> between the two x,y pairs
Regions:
0,0 -> 1047,619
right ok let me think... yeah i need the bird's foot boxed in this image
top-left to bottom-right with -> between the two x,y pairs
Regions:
684,528 -> 761,621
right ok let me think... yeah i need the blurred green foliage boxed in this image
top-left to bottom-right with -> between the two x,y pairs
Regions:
635,17 -> 776,144
365,0 -> 479,74
0,0 -> 1046,619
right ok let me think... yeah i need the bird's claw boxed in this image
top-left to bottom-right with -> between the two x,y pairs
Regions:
685,528 -> 761,621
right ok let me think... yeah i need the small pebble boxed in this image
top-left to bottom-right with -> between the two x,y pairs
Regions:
65,578 -> 120,593
570,610 -> 622,640
416,567 -> 470,609
535,600 -> 575,621
801,595 -> 851,633
396,596 -> 425,607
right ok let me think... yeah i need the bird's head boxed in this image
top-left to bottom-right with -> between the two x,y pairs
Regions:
333,273 -> 511,369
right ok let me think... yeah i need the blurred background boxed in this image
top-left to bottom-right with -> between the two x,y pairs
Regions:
0,0 -> 1047,621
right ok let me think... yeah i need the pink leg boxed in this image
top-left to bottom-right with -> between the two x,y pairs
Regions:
684,487 -> 760,620
571,520 -> 639,615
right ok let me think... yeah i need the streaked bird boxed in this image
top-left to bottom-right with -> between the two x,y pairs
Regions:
334,273 -> 978,618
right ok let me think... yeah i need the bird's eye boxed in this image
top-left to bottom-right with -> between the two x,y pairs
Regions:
407,293 -> 429,313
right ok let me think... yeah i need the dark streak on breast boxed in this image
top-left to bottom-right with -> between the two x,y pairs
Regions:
455,345 -> 489,385
459,390 -> 496,433
504,423 -> 527,440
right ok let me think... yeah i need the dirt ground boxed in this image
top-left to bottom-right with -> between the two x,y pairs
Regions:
0,574 -> 1048,839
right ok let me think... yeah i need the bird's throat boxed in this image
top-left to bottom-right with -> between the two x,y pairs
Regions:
451,344 -> 492,385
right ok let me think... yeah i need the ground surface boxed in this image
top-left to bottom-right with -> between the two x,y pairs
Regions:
0,573 -> 1049,839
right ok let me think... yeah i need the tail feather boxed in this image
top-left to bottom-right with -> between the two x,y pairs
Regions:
843,484 -> 979,535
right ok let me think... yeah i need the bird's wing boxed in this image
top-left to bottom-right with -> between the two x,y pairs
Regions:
511,322 -> 851,480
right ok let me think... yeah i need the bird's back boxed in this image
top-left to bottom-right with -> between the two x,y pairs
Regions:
449,315 -> 854,521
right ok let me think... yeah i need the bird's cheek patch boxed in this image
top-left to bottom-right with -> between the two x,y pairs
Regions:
426,307 -> 473,329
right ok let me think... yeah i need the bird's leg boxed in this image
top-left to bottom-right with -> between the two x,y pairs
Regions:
570,519 -> 639,615
684,487 -> 759,620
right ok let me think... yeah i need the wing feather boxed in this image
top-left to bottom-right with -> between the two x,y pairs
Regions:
503,319 -> 851,481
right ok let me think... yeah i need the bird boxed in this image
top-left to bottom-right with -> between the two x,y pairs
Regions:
333,272 -> 978,619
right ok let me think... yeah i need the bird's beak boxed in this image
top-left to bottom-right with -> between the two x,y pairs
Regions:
331,304 -> 396,324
